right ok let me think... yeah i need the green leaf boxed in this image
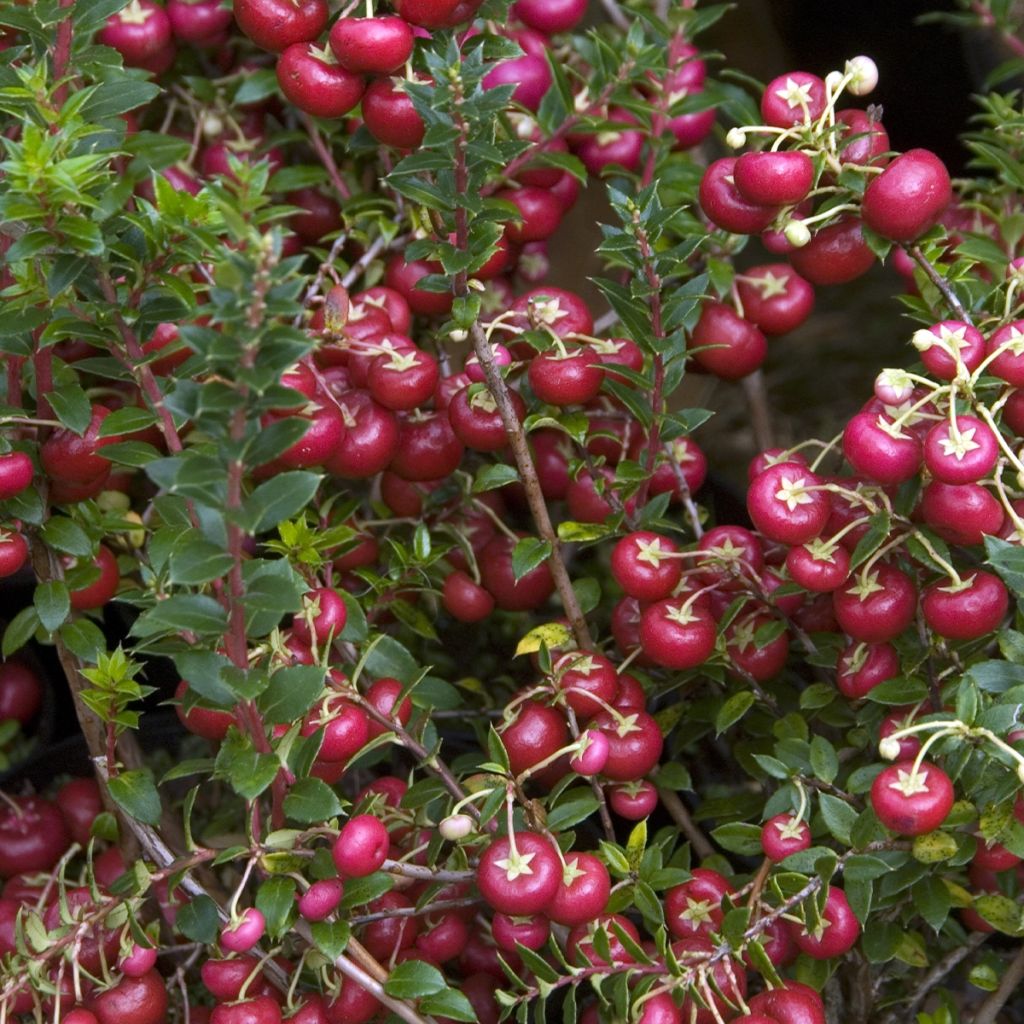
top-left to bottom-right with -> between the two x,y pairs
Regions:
41,517 -> 93,557
167,537 -> 234,586
384,960 -> 448,999
175,894 -> 220,943
258,665 -> 326,724
986,535 -> 1024,598
710,822 -> 763,856
34,580 -> 70,633
107,768 -> 162,826
49,384 -> 93,434
241,472 -> 322,533
256,877 -> 296,938
849,511 -> 891,570
362,634 -> 419,684
547,791 -> 601,831
59,618 -> 105,661
3,606 -> 40,656
715,691 -> 755,735
215,731 -> 279,799
819,794 -> 857,845
310,919 -> 351,960
283,778 -> 345,825
809,737 -> 839,785
511,536 -> 551,582
419,989 -> 477,1023
131,594 -> 228,637
473,463 -> 519,492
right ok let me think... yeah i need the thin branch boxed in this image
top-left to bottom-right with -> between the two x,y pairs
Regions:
905,244 -> 973,326
882,931 -> 987,1024
599,0 -> 631,31
971,941 -> 1024,1024
657,788 -> 714,859
302,114 -> 352,201
741,370 -> 775,452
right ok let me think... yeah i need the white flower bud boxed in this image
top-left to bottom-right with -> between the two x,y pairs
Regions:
725,127 -> 746,150
439,814 -> 474,841
879,737 -> 901,761
783,219 -> 811,248
825,70 -> 844,94
846,56 -> 879,96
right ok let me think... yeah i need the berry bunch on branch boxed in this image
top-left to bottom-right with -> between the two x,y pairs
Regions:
6,1 -> 1024,1023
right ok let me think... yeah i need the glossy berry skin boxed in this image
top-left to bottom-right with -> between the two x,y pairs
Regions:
362,78 -> 425,150
167,0 -> 234,43
391,0 -> 481,28
498,700 -> 568,778
0,797 -> 70,878
747,462 -> 830,545
836,108 -> 890,167
305,696 -> 369,762
528,349 -> 604,405
914,320 -> 985,380
483,52 -> 552,110
291,587 -> 347,645
513,0 -> 586,33
986,320 -> 1024,386
329,16 -> 413,74
639,598 -> 716,671
610,531 -> 683,601
324,391 -> 398,479
735,263 -> 815,336
509,286 -> 594,338
665,868 -> 733,940
760,71 -> 827,127
833,564 -> 917,644
786,541 -> 851,593
56,777 -> 103,847
442,570 -> 495,623
221,907 -> 266,952
390,411 -> 464,481
368,347 -> 439,411
89,971 -> 168,1024
492,913 -> 549,952
699,158 -> 776,235
479,534 -> 554,612
591,709 -> 664,782
921,569 -> 1008,641
792,887 -> 860,959
498,186 -> 564,243
69,545 -> 120,610
298,878 -> 345,921
862,148 -> 952,241
384,255 -> 450,315
98,0 -> 173,68
691,301 -> 767,380
0,657 -> 43,725
332,814 -> 389,877
547,853 -> 610,927
0,452 -> 33,500
41,404 -> 114,485
211,996 -> 282,1024
748,983 -> 825,1024
923,415 -> 998,485
788,217 -> 875,286
871,759 -> 954,836
734,151 -> 814,207
276,44 -> 365,118
917,481 -> 1003,552
761,814 -> 812,861
842,410 -> 922,486
554,651 -> 618,719
0,531 -> 27,579
836,641 -> 899,700
609,780 -> 658,819
233,0 -> 328,52
476,832 -> 561,915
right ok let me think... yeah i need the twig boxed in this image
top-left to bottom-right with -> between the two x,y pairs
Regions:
971,941 -> 1024,1024
905,244 -> 973,326
381,858 -> 475,883
293,233 -> 349,327
292,923 -> 436,1024
340,232 -> 408,291
741,370 -> 775,452
883,932 -> 987,1024
599,0 -> 631,31
302,114 -> 351,201
657,788 -> 714,859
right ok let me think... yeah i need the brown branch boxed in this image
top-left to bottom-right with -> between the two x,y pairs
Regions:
657,788 -> 714,859
302,114 -> 352,202
971,941 -> 1024,1024
741,370 -> 775,452
905,244 -> 973,326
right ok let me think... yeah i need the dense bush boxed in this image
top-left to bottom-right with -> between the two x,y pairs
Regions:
7,1 -> 1024,1023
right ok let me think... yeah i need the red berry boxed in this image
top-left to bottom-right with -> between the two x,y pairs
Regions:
836,641 -> 900,700
761,813 -> 812,861
760,72 -> 827,128
747,462 -> 830,545
921,569 -> 1008,641
476,832 -> 561,915
788,216 -> 875,286
610,531 -> 683,602
691,301 -> 767,380
639,598 -> 716,671
734,151 -> 814,207
0,451 -> 33,500
861,148 -> 952,242
233,0 -> 327,52
665,868 -> 733,939
591,708 -> 664,782
699,158 -> 776,235
735,263 -> 815,336
609,780 -> 658,819
923,415 -> 998,485
329,16 -> 413,74
276,43 -> 365,118
833,564 -> 917,644
332,814 -> 389,877
363,78 -> 426,149
871,759 -> 954,836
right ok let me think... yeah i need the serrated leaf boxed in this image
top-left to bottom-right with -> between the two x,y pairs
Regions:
515,622 -> 572,657
511,536 -> 551,582
283,778 -> 344,825
384,960 -> 448,999
818,793 -> 857,845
